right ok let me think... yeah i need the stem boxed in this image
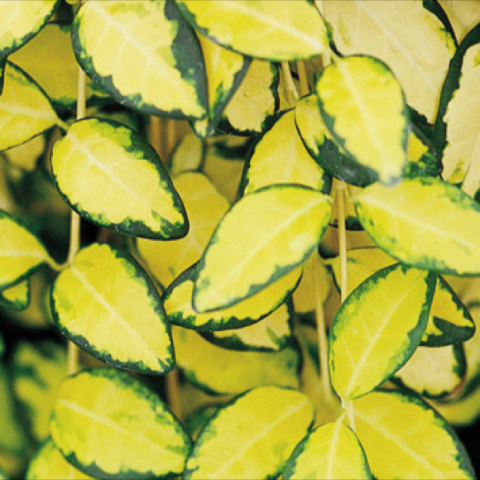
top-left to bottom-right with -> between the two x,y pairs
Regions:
166,369 -> 182,420
149,115 -> 162,159
346,401 -> 356,431
336,181 -> 348,302
281,61 -> 299,104
67,66 -> 87,376
297,61 -> 310,97
311,253 -> 335,405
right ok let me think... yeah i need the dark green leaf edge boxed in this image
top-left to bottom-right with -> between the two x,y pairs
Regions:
316,55 -> 410,187
0,279 -> 30,312
52,116 -> 189,240
71,2 -> 208,120
51,243 -> 175,375
164,262 -> 300,332
329,263 -> 437,400
432,23 -> 480,160
193,184 -> 331,313
53,368 -> 192,480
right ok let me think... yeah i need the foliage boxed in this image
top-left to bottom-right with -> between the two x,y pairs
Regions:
0,0 -> 480,479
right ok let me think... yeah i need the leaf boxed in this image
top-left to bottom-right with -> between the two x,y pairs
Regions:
329,264 -> 436,401
221,59 -> 279,136
323,0 -> 456,123
283,420 -> 372,480
169,133 -> 205,177
0,210 -> 52,291
194,185 -> 332,312
172,326 -> 301,395
137,172 -> 229,289
0,62 -> 59,151
72,0 -> 207,119
393,344 -> 465,399
52,243 -> 174,374
164,262 -> 301,331
176,0 -> 329,61
295,93 -> 378,187
193,34 -> 250,138
26,438 -> 94,480
423,275 -> 475,347
316,55 -> 409,185
441,41 -> 480,197
0,279 -> 29,311
51,117 -> 188,240
330,248 -> 475,346
353,390 -> 475,479
3,134 -> 45,172
183,386 -> 314,480
50,368 -> 192,479
201,301 -> 293,351
12,341 -> 67,442
9,23 -> 105,111
460,303 -> 480,396
355,177 -> 480,275
0,0 -> 58,91
241,109 -> 331,196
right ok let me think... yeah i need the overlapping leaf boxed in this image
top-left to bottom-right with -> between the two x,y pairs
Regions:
193,34 -> 250,138
176,0 -> 329,61
355,177 -> 480,275
221,60 -> 279,136
137,172 -> 229,288
50,368 -> 192,479
193,184 -> 332,312
183,386 -> 315,479
353,390 -> 475,479
295,94 -> 377,187
241,109 -> 330,195
0,62 -> 60,151
164,262 -> 301,331
52,243 -> 174,374
329,263 -> 436,401
172,326 -> 300,395
316,55 -> 409,185
393,344 -> 465,399
323,0 -> 456,122
26,438 -> 94,480
169,133 -> 205,177
283,421 -> 371,480
0,280 -> 29,311
72,1 -> 208,119
0,0 -> 58,92
52,117 -> 188,239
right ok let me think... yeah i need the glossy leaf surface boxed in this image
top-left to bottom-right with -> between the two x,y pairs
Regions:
194,185 -> 332,312
0,211 -> 52,290
52,118 -> 187,239
242,109 -> 330,195
52,243 -> 174,374
0,62 -> 59,151
323,0 -> 455,122
355,177 -> 480,275
176,0 -> 329,61
172,326 -> 300,395
164,262 -> 300,331
73,1 -> 207,119
316,55 -> 408,185
353,390 -> 475,479
283,421 -> 371,480
50,368 -> 192,479
329,264 -> 435,400
184,386 -> 314,479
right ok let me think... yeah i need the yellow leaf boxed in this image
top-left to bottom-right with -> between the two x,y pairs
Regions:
194,185 -> 332,312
